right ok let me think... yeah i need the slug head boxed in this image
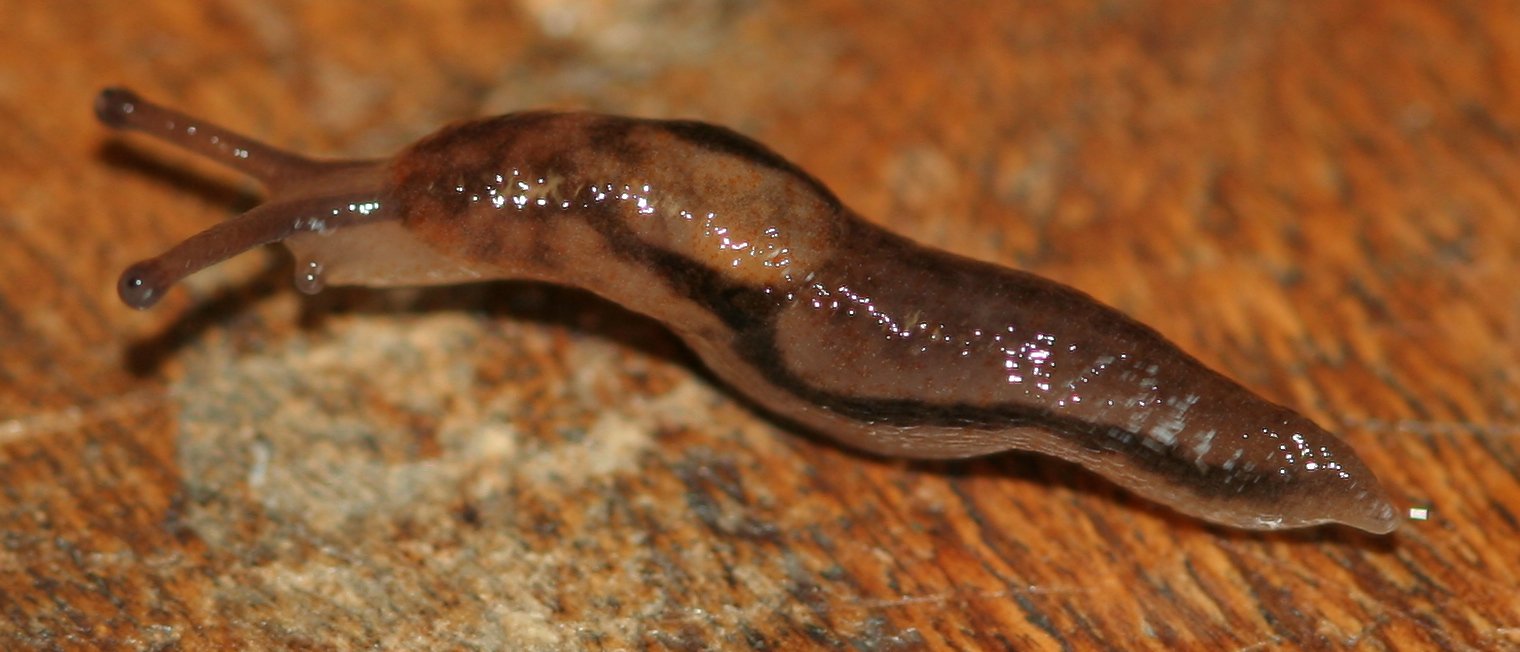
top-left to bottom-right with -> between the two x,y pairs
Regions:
96,87 -> 394,308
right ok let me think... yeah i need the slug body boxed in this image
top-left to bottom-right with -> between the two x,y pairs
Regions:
97,88 -> 1398,534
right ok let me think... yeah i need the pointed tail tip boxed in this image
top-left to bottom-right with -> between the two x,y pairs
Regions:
1344,493 -> 1401,535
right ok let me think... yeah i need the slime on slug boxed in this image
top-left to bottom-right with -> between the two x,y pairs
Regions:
96,87 -> 1399,534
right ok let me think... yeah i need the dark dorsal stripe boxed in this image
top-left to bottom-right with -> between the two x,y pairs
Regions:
656,119 -> 843,213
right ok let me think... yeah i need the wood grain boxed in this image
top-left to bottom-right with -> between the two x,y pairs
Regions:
2,1 -> 1517,649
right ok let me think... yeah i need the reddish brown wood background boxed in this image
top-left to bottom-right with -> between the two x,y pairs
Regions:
2,1 -> 1518,649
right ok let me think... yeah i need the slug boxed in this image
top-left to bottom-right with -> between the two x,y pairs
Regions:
96,87 -> 1398,534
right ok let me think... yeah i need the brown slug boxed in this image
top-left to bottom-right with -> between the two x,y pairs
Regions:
96,87 -> 1398,534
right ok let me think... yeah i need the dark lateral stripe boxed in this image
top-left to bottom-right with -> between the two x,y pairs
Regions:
731,326 -> 1281,498
578,212 -> 1278,500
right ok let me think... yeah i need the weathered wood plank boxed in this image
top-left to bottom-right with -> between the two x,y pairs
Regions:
1,1 -> 1517,649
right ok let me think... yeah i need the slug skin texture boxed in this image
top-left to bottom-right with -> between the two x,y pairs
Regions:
99,88 -> 1397,534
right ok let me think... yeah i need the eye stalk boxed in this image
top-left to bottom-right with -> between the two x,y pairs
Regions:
97,87 -> 392,308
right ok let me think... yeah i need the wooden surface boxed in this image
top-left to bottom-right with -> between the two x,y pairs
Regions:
2,1 -> 1518,649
